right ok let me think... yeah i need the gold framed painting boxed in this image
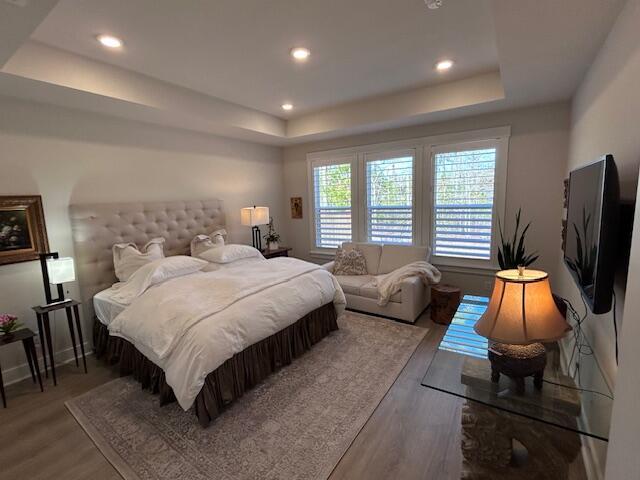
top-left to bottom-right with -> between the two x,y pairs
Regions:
0,195 -> 49,265
290,197 -> 303,219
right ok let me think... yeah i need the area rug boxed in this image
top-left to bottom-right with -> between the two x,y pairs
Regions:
66,312 -> 427,480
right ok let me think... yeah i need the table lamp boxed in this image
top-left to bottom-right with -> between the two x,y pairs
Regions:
39,252 -> 76,306
240,206 -> 269,250
474,267 -> 572,394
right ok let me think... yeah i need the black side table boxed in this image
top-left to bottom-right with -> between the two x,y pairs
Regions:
0,328 -> 43,407
261,247 -> 292,259
32,300 -> 87,386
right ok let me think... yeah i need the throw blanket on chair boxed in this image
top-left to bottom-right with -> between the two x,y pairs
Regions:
374,261 -> 442,306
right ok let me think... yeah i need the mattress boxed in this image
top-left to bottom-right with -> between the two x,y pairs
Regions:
93,287 -> 128,326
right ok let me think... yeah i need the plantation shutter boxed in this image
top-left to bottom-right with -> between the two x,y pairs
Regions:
432,147 -> 497,259
313,162 -> 352,248
365,153 -> 414,244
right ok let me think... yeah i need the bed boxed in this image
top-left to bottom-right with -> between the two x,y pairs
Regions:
69,199 -> 344,426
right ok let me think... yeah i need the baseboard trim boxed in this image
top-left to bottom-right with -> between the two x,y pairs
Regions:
2,341 -> 94,386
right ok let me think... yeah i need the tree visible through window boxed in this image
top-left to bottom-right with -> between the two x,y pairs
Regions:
432,147 -> 496,259
366,155 -> 413,244
313,163 -> 352,248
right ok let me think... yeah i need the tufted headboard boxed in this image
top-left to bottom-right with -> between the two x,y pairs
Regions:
69,199 -> 224,317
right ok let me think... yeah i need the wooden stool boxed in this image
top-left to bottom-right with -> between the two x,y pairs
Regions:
430,285 -> 461,325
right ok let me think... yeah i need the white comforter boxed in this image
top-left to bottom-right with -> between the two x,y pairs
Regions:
108,257 -> 345,410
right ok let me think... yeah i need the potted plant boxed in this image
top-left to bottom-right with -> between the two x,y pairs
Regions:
263,217 -> 281,250
0,313 -> 22,339
497,208 -> 539,270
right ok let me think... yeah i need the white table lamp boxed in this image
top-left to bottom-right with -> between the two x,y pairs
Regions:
241,206 -> 269,249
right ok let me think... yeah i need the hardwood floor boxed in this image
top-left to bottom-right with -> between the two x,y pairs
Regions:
0,312 -> 586,479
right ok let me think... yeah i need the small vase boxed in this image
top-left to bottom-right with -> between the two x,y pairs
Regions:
268,241 -> 278,250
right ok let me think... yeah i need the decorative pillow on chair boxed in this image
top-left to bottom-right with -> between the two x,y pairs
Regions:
190,229 -> 227,257
333,247 -> 368,275
113,238 -> 165,282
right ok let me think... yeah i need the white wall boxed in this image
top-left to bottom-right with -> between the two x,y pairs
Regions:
282,102 -> 570,294
558,0 -> 640,477
0,95 -> 283,383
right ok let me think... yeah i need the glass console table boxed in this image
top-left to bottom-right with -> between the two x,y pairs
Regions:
422,295 -> 613,478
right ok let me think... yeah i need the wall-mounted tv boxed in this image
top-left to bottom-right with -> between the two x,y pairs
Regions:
564,155 -> 619,314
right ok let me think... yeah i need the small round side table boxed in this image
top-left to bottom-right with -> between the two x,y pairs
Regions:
430,284 -> 461,325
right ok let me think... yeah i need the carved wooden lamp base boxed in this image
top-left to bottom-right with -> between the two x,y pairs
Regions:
488,342 -> 547,394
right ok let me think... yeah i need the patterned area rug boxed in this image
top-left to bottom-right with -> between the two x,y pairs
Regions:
66,312 -> 427,480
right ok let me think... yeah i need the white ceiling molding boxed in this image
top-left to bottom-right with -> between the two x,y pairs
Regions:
0,0 -> 58,67
2,41 -> 287,143
286,71 -> 505,140
0,0 -> 628,146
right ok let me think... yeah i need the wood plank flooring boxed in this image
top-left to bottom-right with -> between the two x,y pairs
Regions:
0,312 -> 586,479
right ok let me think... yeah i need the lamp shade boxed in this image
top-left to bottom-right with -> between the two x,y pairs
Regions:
241,206 -> 269,226
474,269 -> 571,345
46,257 -> 76,284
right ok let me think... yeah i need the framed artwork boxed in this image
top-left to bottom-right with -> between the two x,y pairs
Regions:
290,197 -> 303,219
0,195 -> 49,266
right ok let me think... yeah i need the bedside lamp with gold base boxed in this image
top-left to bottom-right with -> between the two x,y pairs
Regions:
474,267 -> 572,394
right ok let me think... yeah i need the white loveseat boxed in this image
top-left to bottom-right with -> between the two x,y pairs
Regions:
323,242 -> 432,323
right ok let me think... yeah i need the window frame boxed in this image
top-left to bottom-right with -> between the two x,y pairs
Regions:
361,148 -> 419,246
427,137 -> 509,270
307,153 -> 358,255
306,127 -> 509,269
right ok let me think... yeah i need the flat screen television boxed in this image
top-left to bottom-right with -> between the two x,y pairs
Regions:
563,154 -> 619,314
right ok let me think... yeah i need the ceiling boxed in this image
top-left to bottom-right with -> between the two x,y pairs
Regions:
30,0 -> 499,117
0,0 -> 627,145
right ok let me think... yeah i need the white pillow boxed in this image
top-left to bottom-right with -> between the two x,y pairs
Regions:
198,244 -> 263,264
113,238 -> 165,282
190,229 -> 226,257
110,256 -> 207,304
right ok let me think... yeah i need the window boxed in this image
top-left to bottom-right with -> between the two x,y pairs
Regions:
312,161 -> 353,248
365,152 -> 414,244
307,127 -> 509,264
431,144 -> 498,260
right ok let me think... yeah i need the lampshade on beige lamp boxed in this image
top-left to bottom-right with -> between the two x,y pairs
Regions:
241,206 -> 269,250
474,267 -> 572,394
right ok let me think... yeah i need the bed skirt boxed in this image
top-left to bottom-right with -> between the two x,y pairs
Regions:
93,302 -> 339,427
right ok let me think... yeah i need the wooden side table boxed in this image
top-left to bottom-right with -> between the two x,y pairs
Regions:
430,284 -> 461,325
32,300 -> 87,386
261,247 -> 292,259
0,328 -> 43,407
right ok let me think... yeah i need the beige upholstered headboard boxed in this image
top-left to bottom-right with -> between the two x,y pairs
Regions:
69,199 -> 224,317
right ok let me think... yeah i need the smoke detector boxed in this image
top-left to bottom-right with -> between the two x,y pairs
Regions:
425,0 -> 443,9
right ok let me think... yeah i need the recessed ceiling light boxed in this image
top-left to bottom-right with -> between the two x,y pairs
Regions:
290,47 -> 310,61
436,59 -> 454,71
97,34 -> 123,49
281,103 -> 293,111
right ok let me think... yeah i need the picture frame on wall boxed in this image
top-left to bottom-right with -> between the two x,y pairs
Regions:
0,195 -> 49,266
290,197 -> 303,219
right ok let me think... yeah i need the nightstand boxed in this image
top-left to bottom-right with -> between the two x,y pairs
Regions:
0,328 -> 43,407
261,247 -> 292,259
32,299 -> 87,386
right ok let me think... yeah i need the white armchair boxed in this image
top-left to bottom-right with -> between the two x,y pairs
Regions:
323,242 -> 434,323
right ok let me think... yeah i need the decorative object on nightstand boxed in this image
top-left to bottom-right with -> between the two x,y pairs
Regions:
0,313 -> 22,338
261,246 -> 292,259
263,217 -> 281,250
39,252 -> 75,306
241,206 -> 269,250
32,299 -> 87,386
474,267 -> 571,394
0,328 -> 43,407
430,284 -> 461,325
